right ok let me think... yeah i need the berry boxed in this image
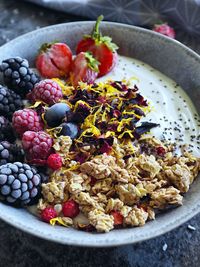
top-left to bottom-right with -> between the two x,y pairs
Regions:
0,85 -> 24,121
28,79 -> 63,105
0,57 -> 40,97
0,141 -> 24,166
59,122 -> 78,139
62,199 -> 80,218
22,131 -> 53,165
12,108 -> 43,136
153,23 -> 175,39
0,116 -> 16,142
44,103 -> 70,128
36,42 -> 72,78
47,154 -> 62,170
41,207 -> 57,222
110,211 -> 123,226
0,162 -> 41,206
156,146 -> 166,156
76,15 -> 118,77
70,52 -> 99,87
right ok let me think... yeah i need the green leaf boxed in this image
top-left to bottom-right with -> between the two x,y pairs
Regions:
85,52 -> 100,73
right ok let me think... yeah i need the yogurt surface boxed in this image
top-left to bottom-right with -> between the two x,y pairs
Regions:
97,55 -> 200,156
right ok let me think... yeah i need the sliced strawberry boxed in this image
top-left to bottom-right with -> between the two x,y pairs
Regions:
70,51 -> 99,87
76,15 -> 118,77
36,42 -> 72,78
110,210 -> 123,226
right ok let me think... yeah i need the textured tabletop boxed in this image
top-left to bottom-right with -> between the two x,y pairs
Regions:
0,1 -> 199,266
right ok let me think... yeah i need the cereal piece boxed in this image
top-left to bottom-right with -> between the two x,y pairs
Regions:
115,184 -> 140,205
124,206 -> 148,226
150,186 -> 183,209
80,161 -> 111,179
88,209 -> 114,232
65,171 -> 88,194
92,178 -> 113,194
110,166 -> 130,183
37,198 -> 48,212
120,205 -> 132,217
165,163 -> 191,193
53,136 -> 72,155
137,154 -> 161,178
42,181 -> 68,204
105,198 -> 124,213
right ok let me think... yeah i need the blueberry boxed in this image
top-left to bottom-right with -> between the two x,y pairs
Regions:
59,122 -> 79,139
44,103 -> 70,127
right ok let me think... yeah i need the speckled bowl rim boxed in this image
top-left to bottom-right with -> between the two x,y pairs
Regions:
0,21 -> 200,247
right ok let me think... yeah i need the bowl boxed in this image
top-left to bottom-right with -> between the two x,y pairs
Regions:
0,21 -> 200,247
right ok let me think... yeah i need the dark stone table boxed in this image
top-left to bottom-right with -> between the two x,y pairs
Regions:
0,1 -> 199,266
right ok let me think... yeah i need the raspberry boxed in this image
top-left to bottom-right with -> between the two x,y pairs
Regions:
156,146 -> 166,156
12,109 -> 43,136
41,207 -> 57,222
110,211 -> 123,226
28,79 -> 63,105
47,154 -> 62,170
22,131 -> 53,165
153,23 -> 175,39
62,199 -> 80,218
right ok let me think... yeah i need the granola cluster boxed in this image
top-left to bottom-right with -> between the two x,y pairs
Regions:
37,135 -> 200,232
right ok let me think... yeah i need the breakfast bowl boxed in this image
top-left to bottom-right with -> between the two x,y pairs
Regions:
0,21 -> 199,247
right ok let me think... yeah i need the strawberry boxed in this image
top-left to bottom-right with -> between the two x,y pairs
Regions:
153,23 -> 175,39
76,15 -> 118,77
36,42 -> 72,78
70,51 -> 99,87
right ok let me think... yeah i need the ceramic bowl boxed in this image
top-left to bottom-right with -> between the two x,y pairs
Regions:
0,21 -> 200,247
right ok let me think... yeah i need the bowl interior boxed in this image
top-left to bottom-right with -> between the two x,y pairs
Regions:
0,21 -> 200,246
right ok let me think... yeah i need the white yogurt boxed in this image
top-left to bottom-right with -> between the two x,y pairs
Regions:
97,55 -> 200,156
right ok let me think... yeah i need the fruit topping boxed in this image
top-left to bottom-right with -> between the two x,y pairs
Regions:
70,52 -> 99,87
0,162 -> 41,206
62,199 -> 80,218
12,108 -> 43,136
44,102 -> 70,127
0,141 -> 24,166
28,79 -> 63,105
0,57 -> 40,97
110,211 -> 124,226
36,42 -> 72,78
76,15 -> 118,77
22,131 -> 53,165
0,116 -> 16,143
0,85 -> 24,121
47,153 -> 62,170
41,207 -> 57,222
59,122 -> 79,139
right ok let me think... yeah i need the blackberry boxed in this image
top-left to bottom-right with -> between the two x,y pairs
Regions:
0,57 -> 40,97
0,85 -> 24,121
0,141 -> 24,166
0,162 -> 41,206
0,116 -> 16,142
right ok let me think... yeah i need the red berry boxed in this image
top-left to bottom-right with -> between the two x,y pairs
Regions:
76,15 -> 118,77
47,153 -> 62,170
12,108 -> 43,136
62,199 -> 80,218
28,79 -> 63,105
41,207 -> 57,222
156,146 -> 166,156
153,23 -> 175,39
70,52 -> 99,87
36,42 -> 72,78
22,131 -> 53,165
110,211 -> 123,226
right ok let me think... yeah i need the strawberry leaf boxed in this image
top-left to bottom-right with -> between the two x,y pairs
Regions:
85,52 -> 100,72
